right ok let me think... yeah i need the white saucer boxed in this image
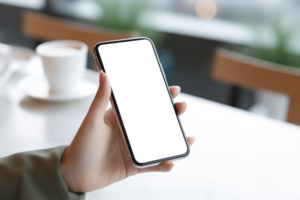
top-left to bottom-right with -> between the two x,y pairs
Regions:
18,76 -> 98,102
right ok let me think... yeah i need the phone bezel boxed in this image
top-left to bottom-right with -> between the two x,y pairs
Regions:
93,37 -> 190,167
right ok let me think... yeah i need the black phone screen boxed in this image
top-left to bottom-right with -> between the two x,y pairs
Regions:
97,38 -> 189,164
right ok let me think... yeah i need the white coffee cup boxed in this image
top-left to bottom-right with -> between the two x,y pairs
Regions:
36,40 -> 88,95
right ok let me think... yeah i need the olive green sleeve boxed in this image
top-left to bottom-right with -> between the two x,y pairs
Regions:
0,146 -> 85,200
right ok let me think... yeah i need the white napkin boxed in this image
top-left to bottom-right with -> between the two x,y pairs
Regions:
0,43 -> 35,90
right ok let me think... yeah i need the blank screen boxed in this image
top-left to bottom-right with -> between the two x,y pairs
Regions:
98,39 -> 188,163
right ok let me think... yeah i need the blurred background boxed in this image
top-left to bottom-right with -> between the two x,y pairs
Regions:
1,0 -> 300,122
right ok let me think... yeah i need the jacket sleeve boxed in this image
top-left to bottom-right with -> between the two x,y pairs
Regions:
0,146 -> 85,200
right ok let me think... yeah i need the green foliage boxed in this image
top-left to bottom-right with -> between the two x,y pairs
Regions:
236,9 -> 300,68
255,12 -> 299,68
94,0 -> 166,47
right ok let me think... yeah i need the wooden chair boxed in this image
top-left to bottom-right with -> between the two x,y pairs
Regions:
213,48 -> 300,125
22,10 -> 139,69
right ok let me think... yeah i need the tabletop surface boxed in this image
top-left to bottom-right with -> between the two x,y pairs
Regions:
1,57 -> 300,200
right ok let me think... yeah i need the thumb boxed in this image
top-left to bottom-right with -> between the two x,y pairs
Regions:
88,70 -> 111,119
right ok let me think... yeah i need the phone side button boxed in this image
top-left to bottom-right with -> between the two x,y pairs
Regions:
94,59 -> 101,71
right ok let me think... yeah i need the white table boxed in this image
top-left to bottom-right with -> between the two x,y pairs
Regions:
1,63 -> 300,200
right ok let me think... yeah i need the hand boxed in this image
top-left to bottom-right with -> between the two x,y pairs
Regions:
61,71 -> 195,193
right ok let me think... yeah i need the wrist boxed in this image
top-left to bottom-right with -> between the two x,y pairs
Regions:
60,147 -> 80,192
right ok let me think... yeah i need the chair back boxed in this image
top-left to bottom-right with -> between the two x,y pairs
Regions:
213,48 -> 300,125
22,11 -> 139,54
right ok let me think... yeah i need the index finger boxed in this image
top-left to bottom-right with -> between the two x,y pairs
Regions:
169,86 -> 181,99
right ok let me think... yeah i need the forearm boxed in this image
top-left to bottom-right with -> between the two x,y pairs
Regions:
0,146 -> 85,200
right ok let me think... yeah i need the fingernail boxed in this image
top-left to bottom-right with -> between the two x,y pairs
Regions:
175,86 -> 181,91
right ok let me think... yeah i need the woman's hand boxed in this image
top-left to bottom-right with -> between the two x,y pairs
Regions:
60,71 -> 195,193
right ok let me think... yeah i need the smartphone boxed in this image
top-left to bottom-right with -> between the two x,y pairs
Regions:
93,37 -> 189,168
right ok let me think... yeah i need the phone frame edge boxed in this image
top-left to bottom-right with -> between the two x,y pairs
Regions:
92,37 -> 190,168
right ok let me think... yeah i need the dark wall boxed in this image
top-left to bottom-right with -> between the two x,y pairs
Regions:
161,34 -> 254,108
0,4 -> 35,47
